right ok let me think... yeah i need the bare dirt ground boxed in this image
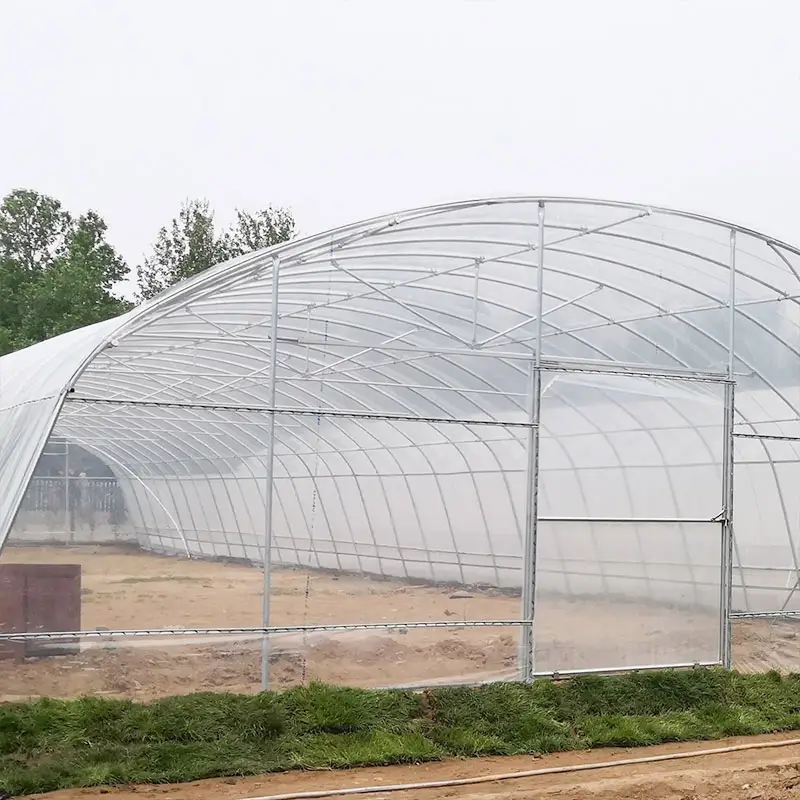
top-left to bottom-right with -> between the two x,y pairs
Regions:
0,545 -> 796,701
30,734 -> 800,800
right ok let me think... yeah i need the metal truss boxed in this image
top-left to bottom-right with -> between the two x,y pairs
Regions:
3,196 -> 800,689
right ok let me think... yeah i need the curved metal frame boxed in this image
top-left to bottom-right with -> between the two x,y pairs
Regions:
2,196 -> 800,686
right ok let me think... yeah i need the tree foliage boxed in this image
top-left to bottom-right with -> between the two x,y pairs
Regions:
0,190 -> 131,356
0,190 -> 295,356
221,207 -> 295,260
135,200 -> 295,302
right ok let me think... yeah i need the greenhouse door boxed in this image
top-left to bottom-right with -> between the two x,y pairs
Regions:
529,370 -> 730,675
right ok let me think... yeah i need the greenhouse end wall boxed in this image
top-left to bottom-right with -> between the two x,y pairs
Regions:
2,197 -> 800,698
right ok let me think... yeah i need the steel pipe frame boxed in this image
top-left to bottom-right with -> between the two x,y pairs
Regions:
533,660 -> 722,680
9,197 -> 800,684
270,241 -> 782,387
0,618 -> 529,642
27,203 -> 800,405
0,618 -> 723,683
72,386 -> 516,580
720,231 -> 737,668
75,242 -> 748,407
247,228 -> 796,424
260,257 -> 281,690
306,238 -> 724,636
64,397 -> 540,430
519,204 -> 724,680
519,202 -> 546,682
720,382 -> 736,667
63,416 -> 733,662
83,442 -> 192,558
68,354 -> 734,382
733,432 -> 800,442
70,325 -> 746,481
62,344 -> 736,592
61,398 -> 736,600
539,515 -> 720,524
54,405 -> 524,590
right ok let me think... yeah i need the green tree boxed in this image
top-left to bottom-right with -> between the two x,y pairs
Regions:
220,207 -> 295,259
21,211 -> 131,344
0,190 -> 73,352
0,190 -> 295,355
136,199 -> 295,301
0,188 -> 72,272
0,189 -> 131,355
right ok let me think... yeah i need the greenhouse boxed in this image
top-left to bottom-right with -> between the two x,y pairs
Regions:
1,196 -> 800,696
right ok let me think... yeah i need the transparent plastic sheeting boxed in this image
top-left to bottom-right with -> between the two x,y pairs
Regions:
1,198 -> 800,638
534,520 -> 723,672
97,415 -> 529,587
538,373 -> 724,519
0,626 -> 524,701
0,317 -> 128,541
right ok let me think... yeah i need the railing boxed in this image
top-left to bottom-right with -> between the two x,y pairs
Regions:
18,477 -> 126,521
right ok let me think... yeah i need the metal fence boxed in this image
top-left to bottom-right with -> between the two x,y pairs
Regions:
20,477 -> 122,515
14,476 -> 127,538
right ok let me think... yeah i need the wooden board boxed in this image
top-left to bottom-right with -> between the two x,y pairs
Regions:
0,564 -> 81,660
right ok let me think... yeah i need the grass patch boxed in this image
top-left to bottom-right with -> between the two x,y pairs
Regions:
2,670 -> 800,795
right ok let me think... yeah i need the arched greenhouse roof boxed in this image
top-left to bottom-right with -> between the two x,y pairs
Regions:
2,197 -> 800,615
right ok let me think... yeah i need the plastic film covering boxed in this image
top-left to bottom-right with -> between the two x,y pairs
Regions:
0,317 -> 128,540
535,520 -> 722,671
2,197 -> 800,689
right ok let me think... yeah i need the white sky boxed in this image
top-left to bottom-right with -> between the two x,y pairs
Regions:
2,0 -> 799,292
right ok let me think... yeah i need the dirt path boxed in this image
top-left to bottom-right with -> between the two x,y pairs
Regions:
30,734 -> 800,800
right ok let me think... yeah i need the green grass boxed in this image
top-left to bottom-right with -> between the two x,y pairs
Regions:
2,670 -> 800,795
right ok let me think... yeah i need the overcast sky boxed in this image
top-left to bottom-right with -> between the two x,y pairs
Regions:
2,0 -> 798,286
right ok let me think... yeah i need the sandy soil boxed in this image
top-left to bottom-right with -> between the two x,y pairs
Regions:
0,545 -> 796,701
28,734 -> 800,800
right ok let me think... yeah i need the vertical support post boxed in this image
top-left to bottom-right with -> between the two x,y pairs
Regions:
519,201 -> 546,682
64,438 -> 72,539
728,230 -> 736,380
471,258 -> 481,345
720,230 -> 736,668
261,256 -> 281,691
720,381 -> 735,668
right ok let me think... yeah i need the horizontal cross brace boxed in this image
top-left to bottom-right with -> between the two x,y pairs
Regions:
733,432 -> 800,443
64,396 -> 534,429
0,619 -> 527,642
539,515 -> 721,525
729,610 -> 800,619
